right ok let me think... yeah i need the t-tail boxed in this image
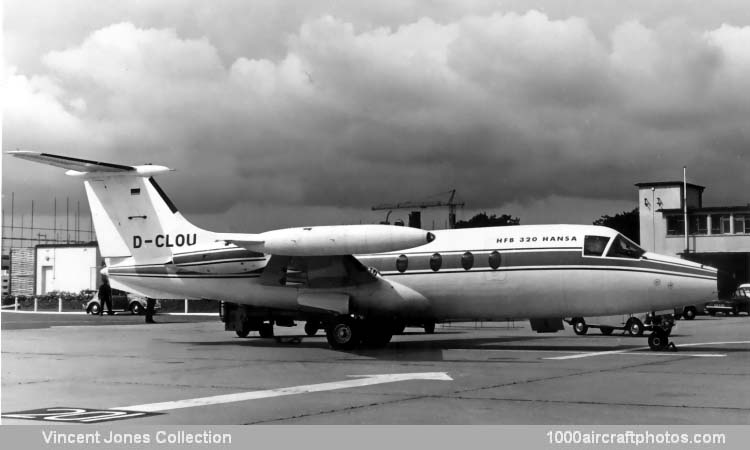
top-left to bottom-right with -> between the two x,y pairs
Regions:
8,151 -> 214,266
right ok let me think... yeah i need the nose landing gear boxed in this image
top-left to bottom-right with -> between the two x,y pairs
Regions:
647,316 -> 677,352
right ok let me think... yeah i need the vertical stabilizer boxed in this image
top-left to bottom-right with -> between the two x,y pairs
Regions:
9,151 -> 211,264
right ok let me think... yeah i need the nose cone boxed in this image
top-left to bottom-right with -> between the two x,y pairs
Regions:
426,232 -> 436,243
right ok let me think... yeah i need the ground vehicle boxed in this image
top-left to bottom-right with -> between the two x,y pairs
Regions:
705,284 -> 750,316
84,288 -> 160,315
674,302 -> 710,320
567,312 -> 673,337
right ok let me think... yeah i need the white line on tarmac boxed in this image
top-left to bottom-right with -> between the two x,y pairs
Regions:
112,372 -> 453,413
0,310 -> 215,316
545,340 -> 750,360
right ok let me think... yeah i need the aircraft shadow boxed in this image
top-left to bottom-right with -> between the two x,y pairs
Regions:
176,331 -> 682,362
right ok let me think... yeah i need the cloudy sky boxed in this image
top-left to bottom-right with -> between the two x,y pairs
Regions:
3,0 -> 750,235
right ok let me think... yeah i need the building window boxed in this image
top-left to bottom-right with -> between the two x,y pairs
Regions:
721,216 -> 732,234
396,254 -> 408,273
461,252 -> 474,270
710,215 -> 722,234
735,216 -> 750,234
689,215 -> 707,235
666,216 -> 685,236
489,251 -> 502,270
429,253 -> 442,272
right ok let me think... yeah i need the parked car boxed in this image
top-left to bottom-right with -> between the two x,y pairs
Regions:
705,284 -> 750,316
83,288 -> 160,315
674,302 -> 710,320
567,311 -> 673,337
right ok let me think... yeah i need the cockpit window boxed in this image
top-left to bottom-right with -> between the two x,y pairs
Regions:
606,234 -> 645,259
583,235 -> 610,256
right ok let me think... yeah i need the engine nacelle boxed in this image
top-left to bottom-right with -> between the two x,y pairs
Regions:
258,224 -> 435,256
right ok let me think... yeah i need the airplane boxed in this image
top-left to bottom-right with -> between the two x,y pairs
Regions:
9,151 -> 718,351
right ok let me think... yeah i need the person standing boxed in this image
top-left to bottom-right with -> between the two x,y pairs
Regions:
145,298 -> 157,324
98,277 -> 113,316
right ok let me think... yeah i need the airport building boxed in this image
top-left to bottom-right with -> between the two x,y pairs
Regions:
34,243 -> 100,295
637,181 -> 750,296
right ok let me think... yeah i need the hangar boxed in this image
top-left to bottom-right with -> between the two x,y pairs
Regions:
637,181 -> 750,297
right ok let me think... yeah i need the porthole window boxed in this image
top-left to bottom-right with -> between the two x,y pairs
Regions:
489,251 -> 501,270
461,251 -> 474,270
429,253 -> 442,272
396,254 -> 408,273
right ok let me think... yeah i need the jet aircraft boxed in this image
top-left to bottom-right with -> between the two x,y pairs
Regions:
10,151 -> 717,351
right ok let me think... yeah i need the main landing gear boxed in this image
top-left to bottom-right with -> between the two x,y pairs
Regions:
324,315 -> 395,350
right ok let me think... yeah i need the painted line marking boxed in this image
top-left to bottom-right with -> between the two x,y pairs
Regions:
545,341 -> 750,360
112,372 -> 453,412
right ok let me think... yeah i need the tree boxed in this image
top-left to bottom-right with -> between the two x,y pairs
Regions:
455,212 -> 520,229
593,208 -> 639,243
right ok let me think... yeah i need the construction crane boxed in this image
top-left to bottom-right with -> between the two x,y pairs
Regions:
371,189 -> 465,229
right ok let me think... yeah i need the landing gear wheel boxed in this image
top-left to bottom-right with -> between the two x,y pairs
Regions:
304,321 -> 320,337
361,322 -> 393,348
600,327 -> 614,336
572,318 -> 588,335
259,323 -> 274,338
648,329 -> 669,351
236,328 -> 250,338
683,308 -> 696,320
326,318 -> 361,350
626,318 -> 644,336
88,303 -> 100,315
424,322 -> 436,334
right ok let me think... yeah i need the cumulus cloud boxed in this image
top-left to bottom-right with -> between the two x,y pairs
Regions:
4,4 -> 750,231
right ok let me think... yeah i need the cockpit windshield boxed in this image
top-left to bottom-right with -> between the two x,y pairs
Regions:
583,235 -> 610,256
606,234 -> 645,259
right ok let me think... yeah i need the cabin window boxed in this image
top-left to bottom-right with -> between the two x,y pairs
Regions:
429,253 -> 442,272
461,251 -> 474,270
583,235 -> 609,256
396,254 -> 408,273
489,251 -> 502,270
606,234 -> 645,259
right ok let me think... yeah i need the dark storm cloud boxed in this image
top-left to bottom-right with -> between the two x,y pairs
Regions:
4,3 -> 750,230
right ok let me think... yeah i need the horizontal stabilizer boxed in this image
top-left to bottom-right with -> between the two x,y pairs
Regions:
8,151 -> 172,177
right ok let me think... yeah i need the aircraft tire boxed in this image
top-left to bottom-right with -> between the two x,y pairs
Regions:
600,326 -> 614,336
361,323 -> 393,348
87,303 -> 100,315
648,329 -> 668,351
236,328 -> 250,338
572,318 -> 588,335
259,323 -> 274,338
424,322 -> 436,334
626,318 -> 644,336
326,318 -> 361,350
683,308 -> 696,320
304,321 -> 319,337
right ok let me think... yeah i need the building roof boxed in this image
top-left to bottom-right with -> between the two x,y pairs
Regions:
659,206 -> 750,214
35,242 -> 98,249
635,181 -> 706,192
